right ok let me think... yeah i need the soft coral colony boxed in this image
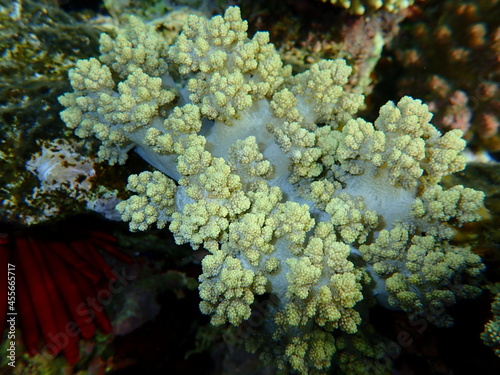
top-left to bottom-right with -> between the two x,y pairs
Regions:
59,6 -> 486,374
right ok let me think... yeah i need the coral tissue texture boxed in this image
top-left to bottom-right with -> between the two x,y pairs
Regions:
59,7 -> 486,374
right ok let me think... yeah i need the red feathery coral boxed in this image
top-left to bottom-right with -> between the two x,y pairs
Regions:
0,227 -> 132,365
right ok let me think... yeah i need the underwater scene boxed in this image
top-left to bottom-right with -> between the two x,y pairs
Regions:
1,0 -> 500,374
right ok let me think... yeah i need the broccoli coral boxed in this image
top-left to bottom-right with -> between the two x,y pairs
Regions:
59,7 -> 486,374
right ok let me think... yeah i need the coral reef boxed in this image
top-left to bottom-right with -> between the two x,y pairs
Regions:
0,217 -> 210,374
24,139 -> 123,223
277,7 -> 404,99
317,0 -> 417,15
391,0 -> 500,152
103,0 -> 171,20
0,0 -> 126,225
3,136 -> 126,225
58,7 -> 487,373
229,0 -> 406,101
0,227 -> 131,364
483,283 -> 500,357
26,140 -> 96,197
